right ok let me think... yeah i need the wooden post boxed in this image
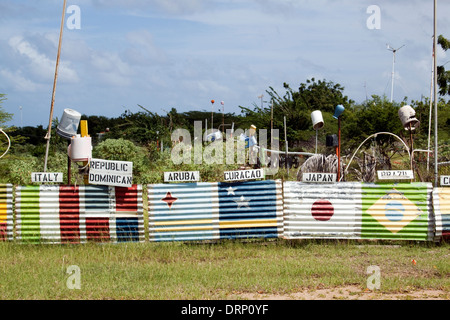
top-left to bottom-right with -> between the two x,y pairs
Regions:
44,0 -> 67,172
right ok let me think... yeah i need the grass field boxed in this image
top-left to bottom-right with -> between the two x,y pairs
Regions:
0,239 -> 448,300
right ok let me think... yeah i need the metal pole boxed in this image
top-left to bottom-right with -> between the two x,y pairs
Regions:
338,117 -> 341,181
427,40 -> 434,172
390,50 -> 396,103
284,116 -> 288,175
434,0 -> 439,186
44,0 -> 67,172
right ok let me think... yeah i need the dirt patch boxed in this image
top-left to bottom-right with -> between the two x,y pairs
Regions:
231,286 -> 449,300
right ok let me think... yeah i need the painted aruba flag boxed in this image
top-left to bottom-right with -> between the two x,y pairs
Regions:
148,180 -> 283,242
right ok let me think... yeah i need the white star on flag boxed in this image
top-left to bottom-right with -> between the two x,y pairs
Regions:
227,186 -> 236,196
234,195 -> 250,209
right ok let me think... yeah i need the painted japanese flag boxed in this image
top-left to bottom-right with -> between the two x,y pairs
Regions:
283,182 -> 363,239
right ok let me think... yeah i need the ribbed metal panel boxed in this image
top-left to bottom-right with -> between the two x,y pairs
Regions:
284,182 -> 434,241
0,184 -> 13,241
114,185 -> 145,242
218,180 -> 283,239
148,180 -> 283,242
362,183 -> 434,241
148,182 -> 219,242
283,182 -> 363,239
432,188 -> 450,241
15,185 -> 144,244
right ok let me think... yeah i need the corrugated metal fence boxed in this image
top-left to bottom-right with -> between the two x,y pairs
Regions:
1,180 -> 448,243
432,188 -> 450,241
15,185 -> 144,244
0,184 -> 13,241
284,182 -> 435,241
148,180 -> 283,242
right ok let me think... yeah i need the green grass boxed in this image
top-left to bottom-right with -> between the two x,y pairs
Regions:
0,239 -> 448,300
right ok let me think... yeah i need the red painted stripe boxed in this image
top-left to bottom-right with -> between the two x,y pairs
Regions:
0,223 -> 6,241
59,186 -> 80,243
86,218 -> 110,242
115,185 -> 138,212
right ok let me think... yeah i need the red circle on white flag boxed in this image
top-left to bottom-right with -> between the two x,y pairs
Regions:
311,199 -> 334,221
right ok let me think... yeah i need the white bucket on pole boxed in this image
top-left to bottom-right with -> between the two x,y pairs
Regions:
398,105 -> 420,131
56,108 -> 81,139
311,110 -> 324,130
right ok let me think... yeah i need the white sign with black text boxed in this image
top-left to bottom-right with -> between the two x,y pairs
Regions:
440,176 -> 450,186
88,158 -> 133,187
31,172 -> 64,183
377,170 -> 414,180
164,171 -> 200,183
302,173 -> 337,183
224,169 -> 264,181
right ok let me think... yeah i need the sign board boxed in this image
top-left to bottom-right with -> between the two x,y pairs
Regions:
89,158 -> 133,187
31,172 -> 63,183
377,170 -> 414,180
164,171 -> 200,183
224,169 -> 264,181
440,176 -> 450,186
302,172 -> 336,183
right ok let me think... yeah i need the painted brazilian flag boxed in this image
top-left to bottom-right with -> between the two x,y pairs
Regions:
362,183 -> 433,241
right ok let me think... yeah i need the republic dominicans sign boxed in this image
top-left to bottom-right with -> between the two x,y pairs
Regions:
224,168 -> 264,181
31,172 -> 63,183
88,158 -> 133,187
164,171 -> 200,183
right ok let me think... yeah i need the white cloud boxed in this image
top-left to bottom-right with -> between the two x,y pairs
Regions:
8,35 -> 79,84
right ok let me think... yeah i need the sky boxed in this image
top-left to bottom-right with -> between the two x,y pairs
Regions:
0,0 -> 449,128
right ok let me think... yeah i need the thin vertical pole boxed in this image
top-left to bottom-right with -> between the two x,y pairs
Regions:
434,0 -> 439,186
284,116 -> 288,175
427,39 -> 434,172
338,117 -> 341,182
44,0 -> 67,172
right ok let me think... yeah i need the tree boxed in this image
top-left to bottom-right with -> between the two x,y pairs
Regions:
437,35 -> 450,96
239,78 -> 355,150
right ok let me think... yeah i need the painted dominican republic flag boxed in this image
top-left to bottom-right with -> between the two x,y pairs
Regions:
148,180 -> 283,242
361,183 -> 433,241
0,184 -> 13,241
283,182 -> 363,239
15,185 -> 144,244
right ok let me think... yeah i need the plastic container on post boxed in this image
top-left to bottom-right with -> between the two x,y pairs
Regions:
56,109 -> 82,139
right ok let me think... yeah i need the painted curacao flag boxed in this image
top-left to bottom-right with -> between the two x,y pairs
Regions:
362,183 -> 433,241
283,182 -> 363,239
218,180 -> 283,239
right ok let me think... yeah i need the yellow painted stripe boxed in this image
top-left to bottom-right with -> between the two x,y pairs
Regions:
152,219 -> 214,227
153,225 -> 214,232
219,219 -> 277,229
